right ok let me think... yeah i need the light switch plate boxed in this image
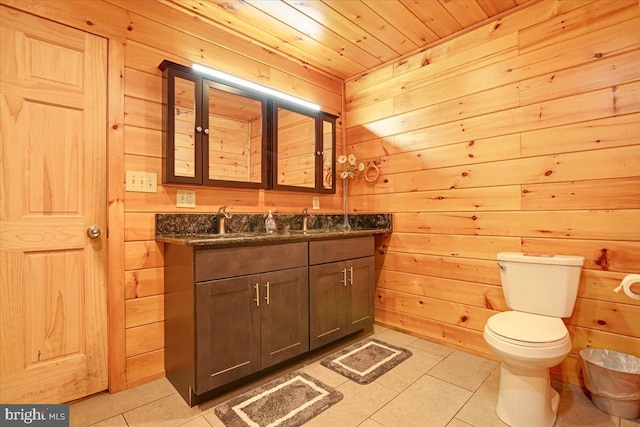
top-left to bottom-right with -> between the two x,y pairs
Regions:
176,189 -> 196,208
312,196 -> 320,210
126,171 -> 157,193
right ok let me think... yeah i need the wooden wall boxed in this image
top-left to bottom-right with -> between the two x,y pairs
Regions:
0,0 -> 344,391
4,0 -> 639,395
345,0 -> 640,385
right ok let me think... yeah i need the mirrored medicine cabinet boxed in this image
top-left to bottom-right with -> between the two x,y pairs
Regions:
159,60 -> 336,193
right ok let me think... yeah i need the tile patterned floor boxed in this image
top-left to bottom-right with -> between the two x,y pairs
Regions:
70,326 -> 639,427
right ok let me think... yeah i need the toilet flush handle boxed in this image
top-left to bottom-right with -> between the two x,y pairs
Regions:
496,262 -> 507,272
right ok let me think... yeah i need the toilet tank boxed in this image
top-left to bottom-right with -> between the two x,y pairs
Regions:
497,252 -> 585,317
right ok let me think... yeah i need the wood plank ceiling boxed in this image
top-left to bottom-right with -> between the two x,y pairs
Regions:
160,0 -> 535,80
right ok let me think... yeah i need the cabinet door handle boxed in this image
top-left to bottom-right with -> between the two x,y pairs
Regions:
254,283 -> 260,307
342,268 -> 347,287
265,281 -> 270,305
196,126 -> 203,133
348,266 -> 354,285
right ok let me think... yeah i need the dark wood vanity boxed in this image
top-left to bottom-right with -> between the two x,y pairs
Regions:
163,233 -> 377,406
309,238 -> 375,350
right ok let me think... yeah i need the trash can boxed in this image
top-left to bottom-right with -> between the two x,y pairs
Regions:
580,348 -> 640,419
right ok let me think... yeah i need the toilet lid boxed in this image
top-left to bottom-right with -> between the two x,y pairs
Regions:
487,311 -> 568,344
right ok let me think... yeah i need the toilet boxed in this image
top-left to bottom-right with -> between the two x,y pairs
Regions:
484,252 -> 584,427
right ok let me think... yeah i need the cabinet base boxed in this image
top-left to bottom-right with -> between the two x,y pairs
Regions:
178,327 -> 371,407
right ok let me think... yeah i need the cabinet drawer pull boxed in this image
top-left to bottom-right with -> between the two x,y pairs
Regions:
254,283 -> 260,307
265,281 -> 270,305
349,267 -> 354,285
211,361 -> 250,377
342,268 -> 347,287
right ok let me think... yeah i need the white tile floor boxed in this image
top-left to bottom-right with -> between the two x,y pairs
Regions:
70,326 -> 639,427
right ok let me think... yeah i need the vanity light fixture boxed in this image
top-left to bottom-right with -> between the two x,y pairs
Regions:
192,63 -> 321,112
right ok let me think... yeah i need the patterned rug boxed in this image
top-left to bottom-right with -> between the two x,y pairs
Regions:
320,338 -> 412,384
215,371 -> 343,427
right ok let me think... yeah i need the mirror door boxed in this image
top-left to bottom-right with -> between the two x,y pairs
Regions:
274,106 -> 317,190
321,117 -> 335,193
162,66 -> 202,184
173,77 -> 198,178
204,81 -> 267,188
272,102 -> 337,193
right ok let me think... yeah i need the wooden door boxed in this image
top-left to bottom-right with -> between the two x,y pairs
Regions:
196,276 -> 260,393
260,267 -> 309,368
345,257 -> 375,335
309,261 -> 346,350
0,7 -> 108,403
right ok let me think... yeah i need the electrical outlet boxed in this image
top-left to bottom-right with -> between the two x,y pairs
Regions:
176,189 -> 196,208
312,196 -> 320,210
126,171 -> 157,193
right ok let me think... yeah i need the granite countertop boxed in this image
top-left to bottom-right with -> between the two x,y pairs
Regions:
155,213 -> 392,247
156,228 -> 390,247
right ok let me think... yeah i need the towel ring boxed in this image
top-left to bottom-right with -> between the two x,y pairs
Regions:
364,161 -> 380,183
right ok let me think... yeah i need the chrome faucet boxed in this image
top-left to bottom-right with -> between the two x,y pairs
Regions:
301,207 -> 310,231
217,206 -> 232,234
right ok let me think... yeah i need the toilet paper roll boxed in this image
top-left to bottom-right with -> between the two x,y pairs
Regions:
613,274 -> 640,300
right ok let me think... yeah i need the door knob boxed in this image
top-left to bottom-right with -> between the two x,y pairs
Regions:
87,225 -> 102,239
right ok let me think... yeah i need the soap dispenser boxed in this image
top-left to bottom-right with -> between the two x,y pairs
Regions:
265,210 -> 276,234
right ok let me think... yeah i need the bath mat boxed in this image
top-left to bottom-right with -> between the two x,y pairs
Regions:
320,338 -> 412,384
214,371 -> 343,427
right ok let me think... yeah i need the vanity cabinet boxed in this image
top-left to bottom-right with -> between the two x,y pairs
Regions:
196,266 -> 308,392
308,237 -> 375,350
164,235 -> 377,405
165,241 -> 308,404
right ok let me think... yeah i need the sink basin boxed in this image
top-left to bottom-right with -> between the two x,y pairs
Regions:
215,232 -> 256,238
288,229 -> 328,234
192,232 -> 256,239
186,230 -> 333,240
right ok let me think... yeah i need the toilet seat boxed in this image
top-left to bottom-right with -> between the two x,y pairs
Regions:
486,311 -> 568,347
